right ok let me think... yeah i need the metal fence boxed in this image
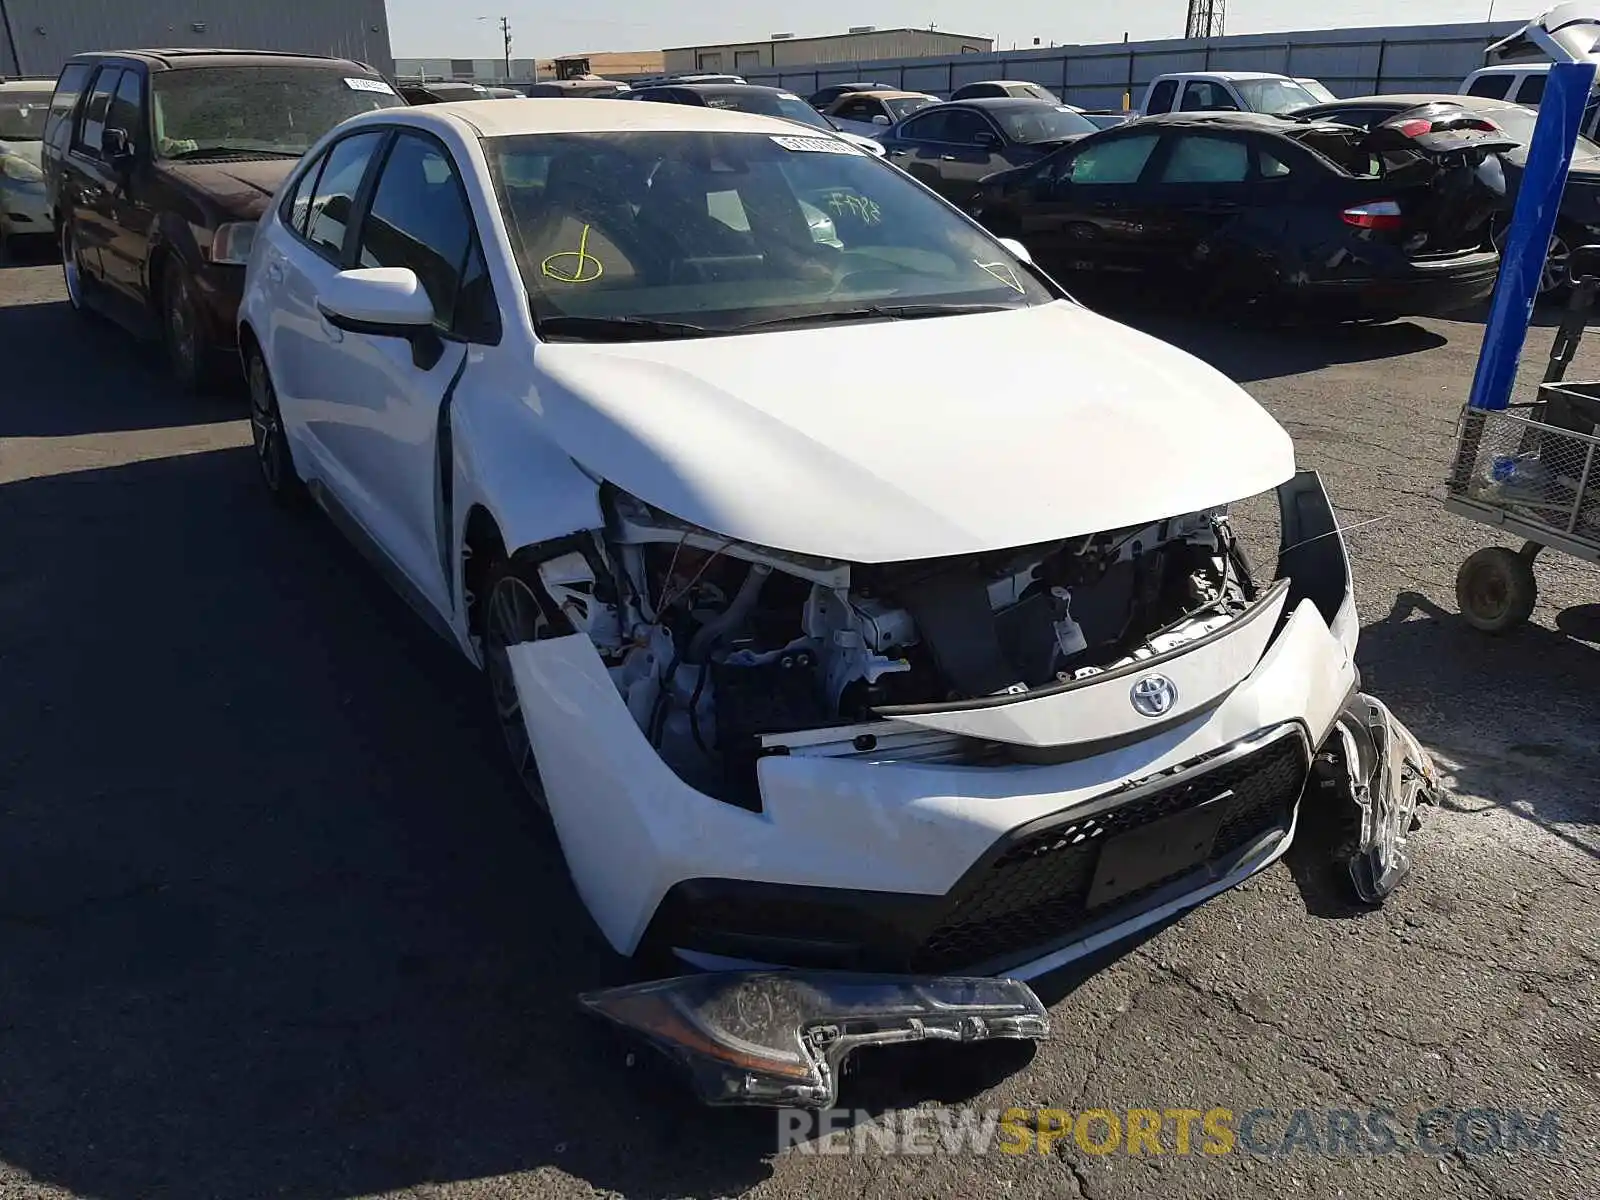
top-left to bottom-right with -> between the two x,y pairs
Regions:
699,19 -> 1526,108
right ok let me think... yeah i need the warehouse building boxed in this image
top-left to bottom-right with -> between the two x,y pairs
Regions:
0,0 -> 393,79
663,26 -> 993,75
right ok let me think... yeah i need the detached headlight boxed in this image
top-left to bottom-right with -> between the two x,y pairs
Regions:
0,155 -> 43,183
209,221 -> 257,266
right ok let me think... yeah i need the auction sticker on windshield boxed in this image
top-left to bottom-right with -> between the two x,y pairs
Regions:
345,77 -> 396,94
771,135 -> 860,154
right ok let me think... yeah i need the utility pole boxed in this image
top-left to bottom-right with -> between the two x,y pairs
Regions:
1185,0 -> 1225,39
499,16 -> 512,83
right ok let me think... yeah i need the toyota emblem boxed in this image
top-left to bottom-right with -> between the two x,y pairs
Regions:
1130,674 -> 1177,718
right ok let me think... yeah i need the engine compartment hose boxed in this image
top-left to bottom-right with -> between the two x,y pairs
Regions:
687,561 -> 773,663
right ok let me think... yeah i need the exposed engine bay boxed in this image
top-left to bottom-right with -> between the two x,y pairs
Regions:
532,488 -> 1264,805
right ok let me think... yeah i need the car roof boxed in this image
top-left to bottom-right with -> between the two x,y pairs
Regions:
960,80 -> 1048,87
68,48 -> 378,73
853,90 -> 937,100
1136,111 -> 1320,130
641,83 -> 790,97
1154,70 -> 1293,81
374,97 -> 808,139
943,97 -> 1067,111
1304,93 -> 1520,110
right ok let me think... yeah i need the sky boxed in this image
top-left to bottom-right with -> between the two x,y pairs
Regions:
385,0 -> 1539,60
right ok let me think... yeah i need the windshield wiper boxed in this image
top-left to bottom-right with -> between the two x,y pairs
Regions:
537,315 -> 721,342
166,146 -> 302,160
733,303 -> 1017,332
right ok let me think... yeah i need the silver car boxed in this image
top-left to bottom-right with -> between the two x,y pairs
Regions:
0,82 -> 51,254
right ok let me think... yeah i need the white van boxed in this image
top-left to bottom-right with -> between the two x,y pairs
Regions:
1461,63 -> 1600,139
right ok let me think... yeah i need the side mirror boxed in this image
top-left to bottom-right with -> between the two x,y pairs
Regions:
317,267 -> 444,369
872,114 -> 892,126
997,237 -> 1033,264
102,126 -> 134,164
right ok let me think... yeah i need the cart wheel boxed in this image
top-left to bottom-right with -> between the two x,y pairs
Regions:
1456,547 -> 1538,634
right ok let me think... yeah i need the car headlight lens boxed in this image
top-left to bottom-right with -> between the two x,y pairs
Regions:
1,155 -> 43,183
209,221 -> 257,266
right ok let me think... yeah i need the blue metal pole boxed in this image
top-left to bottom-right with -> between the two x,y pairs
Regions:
1468,59 -> 1598,411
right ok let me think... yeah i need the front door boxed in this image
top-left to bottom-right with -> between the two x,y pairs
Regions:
1136,131 -> 1258,284
327,129 -> 491,613
97,67 -> 155,297
63,65 -> 125,285
1021,131 -> 1163,278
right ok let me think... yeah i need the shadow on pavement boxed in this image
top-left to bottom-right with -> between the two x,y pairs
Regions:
0,447 -> 781,1199
1119,310 -> 1449,384
0,296 -> 239,437
1355,589 -> 1600,858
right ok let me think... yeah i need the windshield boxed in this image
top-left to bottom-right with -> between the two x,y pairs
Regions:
1472,103 -> 1600,161
486,131 -> 1052,339
998,105 -> 1099,143
886,96 -> 937,119
0,90 -> 50,141
151,67 -> 404,158
1235,78 -> 1320,115
1296,79 -> 1337,104
702,90 -> 832,131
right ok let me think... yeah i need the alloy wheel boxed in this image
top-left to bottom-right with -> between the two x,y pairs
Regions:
167,272 -> 199,378
248,356 -> 284,493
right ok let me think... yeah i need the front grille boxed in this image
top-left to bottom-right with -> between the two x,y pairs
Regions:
911,730 -> 1309,973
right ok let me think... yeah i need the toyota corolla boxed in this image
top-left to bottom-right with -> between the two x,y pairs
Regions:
237,98 -> 1438,1107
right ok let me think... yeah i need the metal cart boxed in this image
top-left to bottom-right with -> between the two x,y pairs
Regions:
1447,251 -> 1600,632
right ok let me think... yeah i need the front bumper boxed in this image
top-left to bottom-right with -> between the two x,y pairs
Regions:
0,179 -> 49,236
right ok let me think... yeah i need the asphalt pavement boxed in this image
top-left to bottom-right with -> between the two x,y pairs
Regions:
0,249 -> 1596,1200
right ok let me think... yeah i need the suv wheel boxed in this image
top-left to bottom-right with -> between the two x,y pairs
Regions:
61,220 -> 93,314
162,259 -> 220,393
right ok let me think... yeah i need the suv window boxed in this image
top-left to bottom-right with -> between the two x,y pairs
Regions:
1466,74 -> 1514,100
1180,81 -> 1238,112
303,130 -> 386,262
108,69 -> 144,148
1159,134 -> 1252,183
1065,132 -> 1160,184
151,66 -> 401,158
75,67 -> 123,157
45,63 -> 93,151
1147,79 -> 1178,114
356,132 -> 486,333
1516,74 -> 1547,105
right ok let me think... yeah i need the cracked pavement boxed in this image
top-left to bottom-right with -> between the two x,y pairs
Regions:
0,252 -> 1596,1200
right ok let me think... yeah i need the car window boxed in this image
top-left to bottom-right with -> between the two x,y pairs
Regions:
1466,74 -> 1514,100
1160,135 -> 1252,183
834,97 -> 877,121
1147,79 -> 1178,115
356,132 -> 480,330
942,109 -> 995,145
886,96 -> 937,120
487,130 -> 1054,337
108,70 -> 144,147
996,106 -> 1098,143
303,130 -> 386,263
1516,74 -> 1547,105
1065,132 -> 1160,184
75,68 -> 123,157
0,88 -> 51,141
46,63 -> 93,150
897,109 -> 949,142
1258,148 -> 1294,178
150,66 -> 402,159
1180,81 -> 1237,112
281,148 -> 328,236
1233,78 -> 1319,115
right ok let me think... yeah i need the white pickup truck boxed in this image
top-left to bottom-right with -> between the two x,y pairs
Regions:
1139,71 -> 1330,117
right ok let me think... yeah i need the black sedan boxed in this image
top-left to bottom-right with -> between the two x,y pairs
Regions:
1295,93 -> 1600,296
878,98 -> 1101,204
966,111 -> 1512,319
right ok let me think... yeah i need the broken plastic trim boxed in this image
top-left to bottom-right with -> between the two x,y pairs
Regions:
1332,694 -> 1443,902
580,971 -> 1049,1108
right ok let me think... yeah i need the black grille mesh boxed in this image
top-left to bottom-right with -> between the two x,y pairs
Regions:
911,732 -> 1308,973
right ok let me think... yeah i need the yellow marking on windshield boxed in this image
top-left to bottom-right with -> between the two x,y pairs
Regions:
541,224 -> 605,283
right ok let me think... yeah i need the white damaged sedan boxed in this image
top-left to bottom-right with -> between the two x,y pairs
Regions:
238,99 -> 1438,1106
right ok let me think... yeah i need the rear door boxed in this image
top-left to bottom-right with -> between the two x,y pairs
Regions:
42,61 -> 93,214
1138,130 -> 1258,273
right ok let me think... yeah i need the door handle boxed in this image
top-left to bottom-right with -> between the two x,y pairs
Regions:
267,262 -> 284,283
318,312 -> 344,343
889,148 -> 911,156
939,154 -> 960,161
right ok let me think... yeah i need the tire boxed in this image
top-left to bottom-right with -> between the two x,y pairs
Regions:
1456,546 -> 1537,634
161,257 -> 220,394
1492,219 -> 1577,303
477,556 -> 570,819
60,219 -> 96,316
245,348 -> 306,507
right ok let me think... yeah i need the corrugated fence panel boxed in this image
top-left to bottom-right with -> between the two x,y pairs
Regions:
4,0 -> 393,77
